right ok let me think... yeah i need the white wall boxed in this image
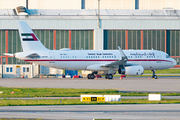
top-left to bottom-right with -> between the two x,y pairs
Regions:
0,0 -> 26,9
139,0 -> 180,10
85,0 -> 135,9
28,0 -> 81,9
0,64 -> 37,78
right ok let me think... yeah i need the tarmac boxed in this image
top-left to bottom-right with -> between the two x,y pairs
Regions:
0,104 -> 180,120
0,77 -> 180,120
0,77 -> 180,92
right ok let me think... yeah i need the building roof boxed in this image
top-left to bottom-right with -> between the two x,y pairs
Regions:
0,9 -> 180,20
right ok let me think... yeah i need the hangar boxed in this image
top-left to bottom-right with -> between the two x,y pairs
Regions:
0,0 -> 179,77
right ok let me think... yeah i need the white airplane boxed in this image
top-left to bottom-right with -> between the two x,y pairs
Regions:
5,21 -> 176,79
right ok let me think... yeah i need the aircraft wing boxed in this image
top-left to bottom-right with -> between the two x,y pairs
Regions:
101,46 -> 128,68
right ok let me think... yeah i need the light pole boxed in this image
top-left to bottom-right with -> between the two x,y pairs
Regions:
97,0 -> 100,28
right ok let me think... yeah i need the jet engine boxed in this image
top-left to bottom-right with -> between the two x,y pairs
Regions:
118,65 -> 144,76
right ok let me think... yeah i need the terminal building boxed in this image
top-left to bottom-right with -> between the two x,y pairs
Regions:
0,0 -> 179,78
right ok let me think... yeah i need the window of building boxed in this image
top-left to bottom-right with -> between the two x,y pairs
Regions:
10,67 -> 13,72
23,67 -> 30,73
6,67 -> 9,72
6,67 -> 13,73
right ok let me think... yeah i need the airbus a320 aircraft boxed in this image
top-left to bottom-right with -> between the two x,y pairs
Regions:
5,21 -> 176,79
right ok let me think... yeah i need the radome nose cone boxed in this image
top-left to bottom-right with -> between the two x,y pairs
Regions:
172,59 -> 177,67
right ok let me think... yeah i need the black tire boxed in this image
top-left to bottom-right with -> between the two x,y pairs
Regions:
154,75 -> 157,79
118,68 -> 121,74
152,75 -> 157,79
90,74 -> 95,79
105,74 -> 108,79
108,74 -> 113,79
87,74 -> 91,79
152,75 -> 154,79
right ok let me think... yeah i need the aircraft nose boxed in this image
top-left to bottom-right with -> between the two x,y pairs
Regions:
171,58 -> 177,67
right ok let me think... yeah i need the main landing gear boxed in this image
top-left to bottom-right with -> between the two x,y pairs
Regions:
152,70 -> 158,79
105,74 -> 113,79
87,74 -> 95,79
87,71 -> 98,79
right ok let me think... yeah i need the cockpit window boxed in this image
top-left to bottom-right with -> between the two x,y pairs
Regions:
166,55 -> 170,58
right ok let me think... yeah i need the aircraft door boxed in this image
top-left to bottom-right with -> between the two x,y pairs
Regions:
49,52 -> 55,63
156,52 -> 162,63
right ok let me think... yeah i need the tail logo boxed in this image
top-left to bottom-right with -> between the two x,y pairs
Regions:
21,33 -> 38,41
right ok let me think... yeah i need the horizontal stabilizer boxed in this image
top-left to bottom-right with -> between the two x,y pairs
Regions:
4,53 -> 14,57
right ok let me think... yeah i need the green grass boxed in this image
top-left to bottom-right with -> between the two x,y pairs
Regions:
0,99 -> 180,106
114,69 -> 180,74
0,87 -> 180,98
112,75 -> 180,77
143,69 -> 180,74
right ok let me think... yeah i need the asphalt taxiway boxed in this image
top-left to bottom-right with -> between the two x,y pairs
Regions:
0,104 -> 180,120
0,77 -> 180,92
1,77 -> 180,120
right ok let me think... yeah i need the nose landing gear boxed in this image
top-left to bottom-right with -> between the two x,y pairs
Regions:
152,70 -> 158,79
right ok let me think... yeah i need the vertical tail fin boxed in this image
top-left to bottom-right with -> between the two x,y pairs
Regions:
17,21 -> 48,52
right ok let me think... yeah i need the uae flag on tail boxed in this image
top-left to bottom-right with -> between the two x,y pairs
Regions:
21,33 -> 38,41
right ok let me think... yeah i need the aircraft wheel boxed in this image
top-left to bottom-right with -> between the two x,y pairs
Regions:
108,74 -> 113,79
87,74 -> 91,79
152,75 -> 158,79
105,74 -> 108,79
90,74 -> 95,79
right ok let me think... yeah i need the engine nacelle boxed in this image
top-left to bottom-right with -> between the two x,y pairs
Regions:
118,65 -> 144,76
124,65 -> 144,75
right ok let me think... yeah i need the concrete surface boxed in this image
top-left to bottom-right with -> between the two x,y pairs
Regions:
0,77 -> 180,92
0,104 -> 180,120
